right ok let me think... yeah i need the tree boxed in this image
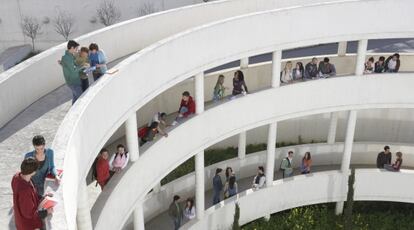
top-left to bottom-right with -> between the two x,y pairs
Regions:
232,203 -> 241,230
54,11 -> 75,41
21,16 -> 42,51
96,0 -> 121,26
137,2 -> 158,17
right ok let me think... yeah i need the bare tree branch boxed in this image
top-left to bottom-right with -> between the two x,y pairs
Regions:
97,0 -> 121,26
137,2 -> 158,17
21,16 -> 42,51
54,11 -> 75,41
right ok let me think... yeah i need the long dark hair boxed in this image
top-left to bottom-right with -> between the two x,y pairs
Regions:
225,167 -> 233,178
229,176 -> 236,189
186,198 -> 194,210
303,152 -> 311,161
296,62 -> 304,72
234,70 -> 244,82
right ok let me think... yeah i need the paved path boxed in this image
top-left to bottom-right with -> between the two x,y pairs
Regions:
0,38 -> 413,229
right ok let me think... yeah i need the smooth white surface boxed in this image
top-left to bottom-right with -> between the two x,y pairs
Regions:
238,131 -> 246,160
94,74 -> 414,230
52,0 -> 414,228
195,152 -> 205,220
133,204 -> 145,230
183,170 -> 346,229
265,123 -> 277,186
141,142 -> 414,221
327,112 -> 338,144
356,40 -> 368,75
125,113 -> 139,162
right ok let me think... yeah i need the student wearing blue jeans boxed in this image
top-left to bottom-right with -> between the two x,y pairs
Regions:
60,40 -> 83,104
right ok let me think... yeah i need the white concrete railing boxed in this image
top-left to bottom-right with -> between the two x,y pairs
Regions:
183,170 -> 347,229
1,0 -> 318,128
354,169 -> 414,203
182,168 -> 414,229
143,142 -> 414,221
93,74 -> 414,229
51,0 -> 414,228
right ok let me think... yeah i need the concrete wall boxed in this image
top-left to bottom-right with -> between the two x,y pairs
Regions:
183,168 -> 414,229
142,142 -> 414,221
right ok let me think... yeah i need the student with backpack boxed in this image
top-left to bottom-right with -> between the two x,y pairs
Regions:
94,148 -> 110,190
280,151 -> 294,178
109,144 -> 129,173
140,122 -> 160,146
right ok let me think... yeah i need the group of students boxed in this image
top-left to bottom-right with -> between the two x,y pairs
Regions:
376,145 -> 403,171
364,53 -> 401,74
168,195 -> 196,230
60,40 -> 108,104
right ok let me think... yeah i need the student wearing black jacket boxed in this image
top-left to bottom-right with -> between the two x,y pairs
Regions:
376,145 -> 392,168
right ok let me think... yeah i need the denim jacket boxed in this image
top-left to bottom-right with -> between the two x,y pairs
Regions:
25,149 -> 57,196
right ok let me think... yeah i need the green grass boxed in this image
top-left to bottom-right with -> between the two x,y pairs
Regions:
241,202 -> 414,230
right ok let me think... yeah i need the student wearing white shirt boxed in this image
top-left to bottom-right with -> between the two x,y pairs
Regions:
108,144 -> 129,172
252,166 -> 266,190
148,112 -> 169,137
183,198 -> 196,221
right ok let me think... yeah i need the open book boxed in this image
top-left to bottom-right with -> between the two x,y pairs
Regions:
38,196 -> 58,210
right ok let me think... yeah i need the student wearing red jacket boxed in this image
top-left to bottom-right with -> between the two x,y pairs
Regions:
11,158 -> 53,230
96,149 -> 110,190
172,91 -> 196,125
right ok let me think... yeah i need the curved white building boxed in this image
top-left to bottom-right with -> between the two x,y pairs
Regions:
1,0 -> 414,229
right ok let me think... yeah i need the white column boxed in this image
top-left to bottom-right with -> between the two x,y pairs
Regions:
335,110 -> 357,215
240,57 -> 249,69
271,50 -> 282,88
355,39 -> 368,75
337,41 -> 348,57
153,182 -> 161,193
327,112 -> 338,144
126,113 -> 139,162
195,152 -> 205,220
265,123 -> 277,187
77,182 -> 92,230
238,131 -> 246,160
195,72 -> 204,114
133,203 -> 145,230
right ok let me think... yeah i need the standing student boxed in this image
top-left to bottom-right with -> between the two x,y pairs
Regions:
183,198 -> 196,221
292,62 -> 305,81
374,56 -> 386,73
88,43 -> 107,81
76,47 -> 90,92
376,146 -> 392,169
60,40 -> 83,104
96,148 -> 110,190
172,91 -> 196,125
225,167 -> 234,182
252,166 -> 266,190
12,158 -> 53,230
385,53 -> 400,73
300,152 -> 312,174
168,195 -> 183,230
384,152 -> 403,172
280,61 -> 293,83
305,57 -> 319,80
24,135 -> 59,197
109,144 -> 129,173
280,151 -> 294,178
212,168 -> 223,205
232,70 -> 248,96
224,176 -> 238,199
213,75 -> 228,102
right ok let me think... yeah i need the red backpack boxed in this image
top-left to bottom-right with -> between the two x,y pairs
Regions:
138,127 -> 149,138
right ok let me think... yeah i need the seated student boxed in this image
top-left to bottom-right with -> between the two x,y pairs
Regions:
305,58 -> 319,80
232,70 -> 248,96
224,175 -> 238,199
384,152 -> 403,172
213,75 -> 228,102
280,151 -> 294,178
300,152 -> 312,174
88,43 -> 107,81
318,57 -> 336,78
374,56 -> 386,73
376,145 -> 392,168
96,148 -> 110,190
148,112 -> 169,137
140,122 -> 160,146
364,57 -> 375,74
109,144 -> 129,173
280,61 -> 293,83
385,53 -> 400,73
252,166 -> 266,190
172,91 -> 196,126
12,158 -> 53,230
76,47 -> 91,92
292,62 -> 305,81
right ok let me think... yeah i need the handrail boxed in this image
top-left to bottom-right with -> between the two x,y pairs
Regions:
50,0 -> 414,228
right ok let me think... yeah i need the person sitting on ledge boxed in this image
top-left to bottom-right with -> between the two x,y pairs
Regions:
376,145 -> 392,169
292,62 -> 305,81
109,144 -> 129,173
318,57 -> 336,78
384,53 -> 400,73
232,70 -> 248,96
148,112 -> 169,137
364,57 -> 375,74
140,122 -> 160,146
172,91 -> 196,126
384,151 -> 403,172
374,56 -> 386,73
305,57 -> 319,80
252,166 -> 266,190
